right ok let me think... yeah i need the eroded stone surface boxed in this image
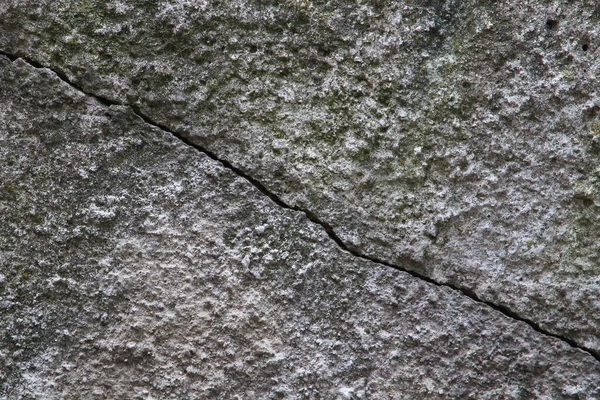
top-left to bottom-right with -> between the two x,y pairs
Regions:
2,57 -> 600,399
1,0 -> 599,351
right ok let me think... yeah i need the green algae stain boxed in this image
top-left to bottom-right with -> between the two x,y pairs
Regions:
560,178 -> 600,276
591,120 -> 600,137
3,182 -> 16,194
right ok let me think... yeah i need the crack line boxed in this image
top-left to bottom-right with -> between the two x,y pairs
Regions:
2,50 -> 599,363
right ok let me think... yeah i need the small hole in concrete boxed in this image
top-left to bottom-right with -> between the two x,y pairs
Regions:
582,198 -> 594,207
582,44 -> 589,52
249,44 -> 258,53
545,19 -> 558,29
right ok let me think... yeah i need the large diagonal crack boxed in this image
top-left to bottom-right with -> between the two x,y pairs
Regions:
3,49 -> 599,364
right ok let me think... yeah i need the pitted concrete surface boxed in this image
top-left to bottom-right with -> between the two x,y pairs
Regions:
1,1 -> 600,398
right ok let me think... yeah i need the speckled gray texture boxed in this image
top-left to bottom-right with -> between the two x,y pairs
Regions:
2,56 -> 600,399
1,0 -> 599,353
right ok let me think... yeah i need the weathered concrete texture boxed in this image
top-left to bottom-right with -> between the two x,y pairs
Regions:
1,0 -> 599,352
2,57 -> 600,398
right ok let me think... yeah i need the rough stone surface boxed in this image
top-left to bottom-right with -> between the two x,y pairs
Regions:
2,56 -> 600,399
1,0 -> 599,353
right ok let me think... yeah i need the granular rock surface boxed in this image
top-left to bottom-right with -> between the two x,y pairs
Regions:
1,0 -> 600,398
2,54 -> 600,399
1,0 -> 599,353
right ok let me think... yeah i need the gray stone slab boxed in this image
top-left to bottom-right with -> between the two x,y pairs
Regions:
1,0 -> 599,352
2,56 -> 600,399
